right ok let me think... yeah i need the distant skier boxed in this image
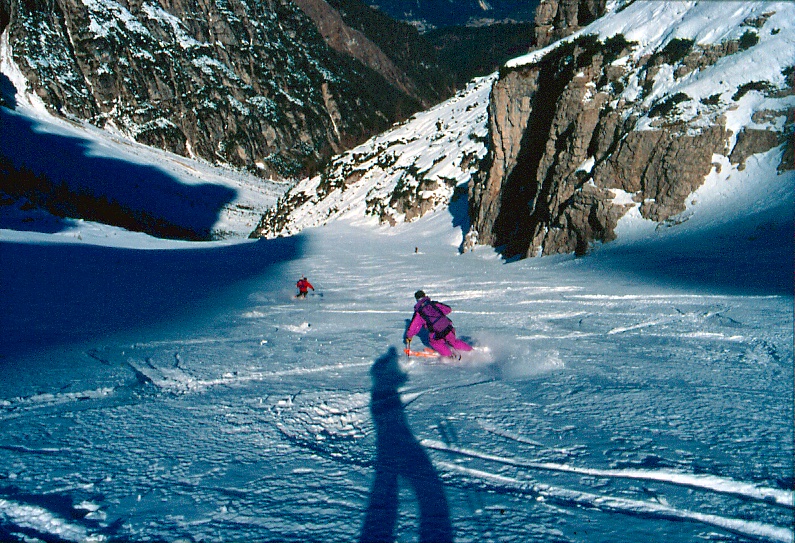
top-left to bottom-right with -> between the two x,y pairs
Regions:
296,276 -> 314,298
405,290 -> 472,358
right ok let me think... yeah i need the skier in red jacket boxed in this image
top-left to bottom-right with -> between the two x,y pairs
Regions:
405,290 -> 472,358
296,276 -> 314,298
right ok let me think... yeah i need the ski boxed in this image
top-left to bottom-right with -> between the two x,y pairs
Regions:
404,348 -> 440,358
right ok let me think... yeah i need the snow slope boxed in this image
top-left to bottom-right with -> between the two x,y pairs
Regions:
255,74 -> 493,237
0,203 -> 792,542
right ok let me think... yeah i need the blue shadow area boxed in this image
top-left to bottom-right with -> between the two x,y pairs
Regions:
0,73 -> 16,109
0,235 -> 304,358
360,347 -> 453,543
0,106 -> 236,240
591,199 -> 795,297
447,186 -> 471,252
448,186 -> 470,231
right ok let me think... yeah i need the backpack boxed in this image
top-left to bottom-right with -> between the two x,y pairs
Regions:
416,300 -> 454,339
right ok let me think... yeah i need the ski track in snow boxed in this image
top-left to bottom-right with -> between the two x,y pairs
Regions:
422,439 -> 793,508
437,462 -> 793,543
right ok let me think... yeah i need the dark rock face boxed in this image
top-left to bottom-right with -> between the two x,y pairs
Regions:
469,25 -> 790,258
534,0 -> 606,47
363,0 -> 538,30
1,0 -> 447,178
470,35 -> 638,257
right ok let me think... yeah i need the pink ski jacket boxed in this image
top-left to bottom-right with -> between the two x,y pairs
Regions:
406,297 -> 454,339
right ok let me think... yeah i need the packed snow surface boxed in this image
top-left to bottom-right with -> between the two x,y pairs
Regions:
1,188 -> 793,542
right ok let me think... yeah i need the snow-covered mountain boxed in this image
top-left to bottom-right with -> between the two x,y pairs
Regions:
254,0 -> 794,260
0,3 -> 792,542
0,0 -> 455,178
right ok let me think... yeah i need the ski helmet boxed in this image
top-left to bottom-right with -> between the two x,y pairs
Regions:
414,290 -> 426,300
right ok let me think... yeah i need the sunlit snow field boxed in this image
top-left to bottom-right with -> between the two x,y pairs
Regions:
1,189 -> 793,542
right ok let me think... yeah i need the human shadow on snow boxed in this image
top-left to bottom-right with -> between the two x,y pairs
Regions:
360,347 -> 453,543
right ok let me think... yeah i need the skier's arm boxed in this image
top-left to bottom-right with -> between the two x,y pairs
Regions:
406,312 -> 424,339
437,302 -> 452,315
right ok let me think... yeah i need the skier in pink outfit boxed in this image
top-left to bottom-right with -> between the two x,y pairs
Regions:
405,290 -> 473,358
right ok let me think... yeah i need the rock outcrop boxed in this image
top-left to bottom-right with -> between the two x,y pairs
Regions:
591,125 -> 729,223
534,0 -> 606,47
469,8 -> 794,258
470,34 -> 641,256
729,127 -> 783,170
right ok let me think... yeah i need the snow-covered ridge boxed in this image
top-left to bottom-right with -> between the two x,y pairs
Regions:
508,1 -> 793,66
251,74 -> 495,238
507,1 -> 795,135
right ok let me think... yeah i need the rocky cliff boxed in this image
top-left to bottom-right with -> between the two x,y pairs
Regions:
0,0 -> 450,179
535,0 -> 606,47
469,2 -> 794,257
534,0 -> 605,47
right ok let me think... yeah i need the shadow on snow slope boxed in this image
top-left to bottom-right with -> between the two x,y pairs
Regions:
446,186 -> 471,252
0,73 -> 17,110
0,99 -> 236,240
0,235 -> 305,359
591,198 -> 794,297
361,347 -> 453,543
445,157 -> 792,296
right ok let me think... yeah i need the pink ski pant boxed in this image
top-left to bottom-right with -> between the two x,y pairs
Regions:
429,330 -> 472,357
